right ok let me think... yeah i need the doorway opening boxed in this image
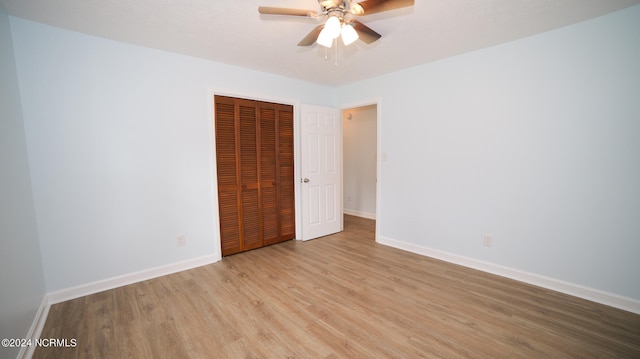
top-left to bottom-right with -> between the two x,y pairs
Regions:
342,104 -> 378,226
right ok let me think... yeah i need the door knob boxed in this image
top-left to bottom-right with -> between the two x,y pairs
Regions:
302,178 -> 310,183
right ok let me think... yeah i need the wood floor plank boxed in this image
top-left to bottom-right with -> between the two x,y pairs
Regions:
33,215 -> 640,358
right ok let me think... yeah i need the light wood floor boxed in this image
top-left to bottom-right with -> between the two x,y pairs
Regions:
35,215 -> 640,358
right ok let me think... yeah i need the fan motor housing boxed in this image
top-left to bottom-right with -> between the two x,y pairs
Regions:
319,0 -> 350,14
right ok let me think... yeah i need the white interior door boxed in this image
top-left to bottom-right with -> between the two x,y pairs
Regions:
300,104 -> 343,240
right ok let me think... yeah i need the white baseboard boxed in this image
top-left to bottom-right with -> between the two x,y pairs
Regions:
17,296 -> 50,359
376,235 -> 640,315
343,209 -> 376,220
47,254 -> 220,305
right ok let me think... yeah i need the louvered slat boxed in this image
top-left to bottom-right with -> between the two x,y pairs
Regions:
260,106 -> 277,182
239,102 -> 258,185
242,189 -> 261,250
219,191 -> 241,255
261,186 -> 280,244
279,106 -> 296,239
215,99 -> 237,187
215,96 -> 242,256
259,103 -> 280,244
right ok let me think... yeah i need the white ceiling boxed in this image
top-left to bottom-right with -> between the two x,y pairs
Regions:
2,0 -> 639,86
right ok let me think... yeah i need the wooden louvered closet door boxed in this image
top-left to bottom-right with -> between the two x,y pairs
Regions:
215,95 -> 295,256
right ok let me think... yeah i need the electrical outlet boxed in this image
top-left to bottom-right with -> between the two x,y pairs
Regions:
177,235 -> 186,247
483,234 -> 493,247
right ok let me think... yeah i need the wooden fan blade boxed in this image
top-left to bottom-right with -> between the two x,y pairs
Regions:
298,25 -> 325,46
259,6 -> 317,17
350,0 -> 414,16
351,20 -> 381,44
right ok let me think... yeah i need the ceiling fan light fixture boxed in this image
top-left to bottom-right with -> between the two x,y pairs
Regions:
324,15 -> 342,39
316,28 -> 334,48
341,23 -> 359,46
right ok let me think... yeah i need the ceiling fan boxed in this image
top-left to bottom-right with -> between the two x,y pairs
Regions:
258,0 -> 415,48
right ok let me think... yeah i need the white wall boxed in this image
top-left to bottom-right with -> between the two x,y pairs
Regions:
343,105 -> 377,219
336,5 -> 640,302
0,6 -> 46,359
10,17 -> 334,293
